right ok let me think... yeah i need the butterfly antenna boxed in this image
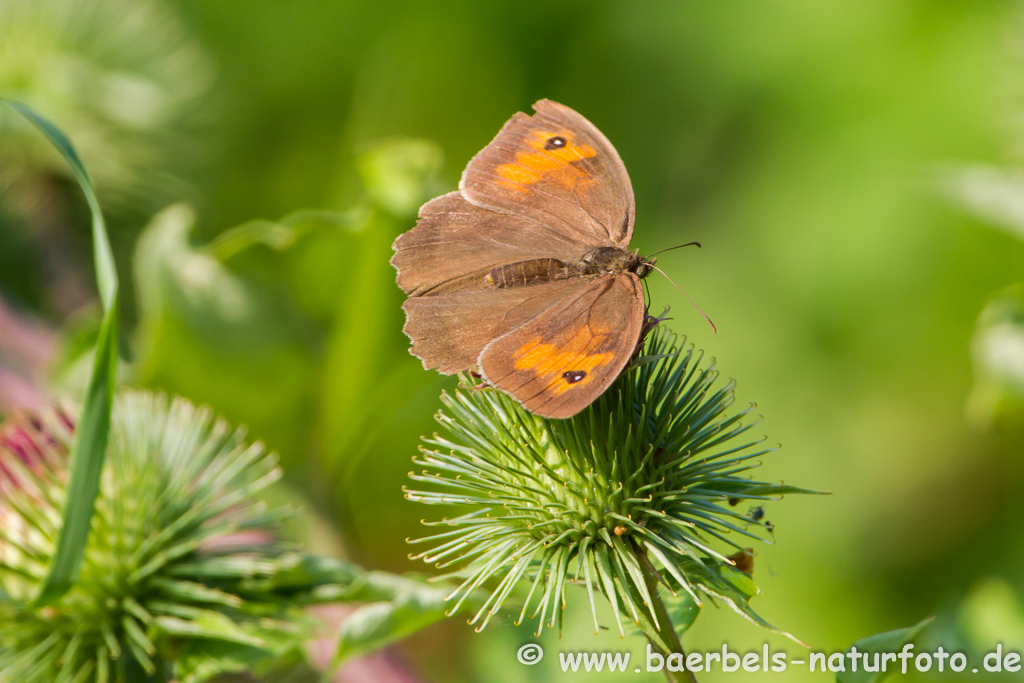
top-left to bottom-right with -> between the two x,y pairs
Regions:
648,241 -> 702,257
650,265 -> 717,334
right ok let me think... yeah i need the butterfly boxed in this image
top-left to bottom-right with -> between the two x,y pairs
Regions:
392,99 -> 660,419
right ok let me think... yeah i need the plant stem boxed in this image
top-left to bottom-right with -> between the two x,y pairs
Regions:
636,545 -> 698,683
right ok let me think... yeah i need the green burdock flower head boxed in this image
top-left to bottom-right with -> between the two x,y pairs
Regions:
0,389 -> 354,683
406,326 -> 815,642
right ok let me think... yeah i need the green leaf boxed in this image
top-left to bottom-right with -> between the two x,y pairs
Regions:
836,617 -> 933,683
348,570 -> 456,604
237,553 -> 365,599
664,592 -> 701,634
174,642 -> 268,683
712,563 -> 759,601
719,482 -> 828,497
174,637 -> 303,683
678,556 -> 805,645
1,100 -> 119,606
329,582 -> 450,668
155,611 -> 265,647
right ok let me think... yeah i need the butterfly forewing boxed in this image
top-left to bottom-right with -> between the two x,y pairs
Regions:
392,191 -> 587,297
461,99 -> 635,247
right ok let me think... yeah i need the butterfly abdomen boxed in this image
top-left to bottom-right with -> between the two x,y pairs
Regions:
487,258 -> 571,289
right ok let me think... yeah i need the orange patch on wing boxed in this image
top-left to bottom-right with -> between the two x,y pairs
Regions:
496,163 -> 540,192
496,130 -> 597,192
513,323 -> 614,395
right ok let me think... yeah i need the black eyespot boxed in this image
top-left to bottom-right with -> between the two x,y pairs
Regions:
562,370 -> 587,384
544,136 -> 567,150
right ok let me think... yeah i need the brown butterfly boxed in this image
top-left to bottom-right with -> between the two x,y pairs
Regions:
391,99 -> 659,419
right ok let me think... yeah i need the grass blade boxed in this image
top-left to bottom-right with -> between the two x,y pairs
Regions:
2,100 -> 120,605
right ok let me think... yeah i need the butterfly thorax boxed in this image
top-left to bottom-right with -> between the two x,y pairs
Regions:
486,247 -> 654,290
578,246 -> 654,278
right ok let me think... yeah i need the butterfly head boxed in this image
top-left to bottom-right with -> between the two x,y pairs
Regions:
633,253 -> 656,279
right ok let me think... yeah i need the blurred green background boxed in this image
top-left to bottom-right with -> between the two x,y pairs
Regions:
3,0 -> 1024,680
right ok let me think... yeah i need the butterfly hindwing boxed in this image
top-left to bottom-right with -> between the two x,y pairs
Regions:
478,273 -> 644,419
401,279 -> 581,375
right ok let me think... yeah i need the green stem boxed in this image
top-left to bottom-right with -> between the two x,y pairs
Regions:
636,546 -> 698,683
